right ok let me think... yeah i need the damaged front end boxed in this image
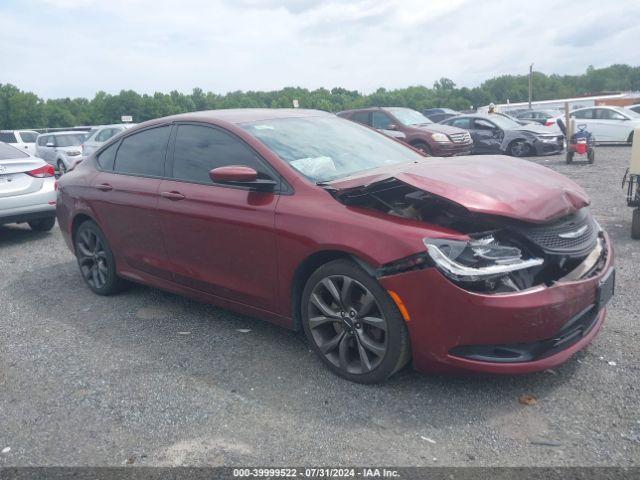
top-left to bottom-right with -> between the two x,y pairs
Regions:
327,178 -> 606,294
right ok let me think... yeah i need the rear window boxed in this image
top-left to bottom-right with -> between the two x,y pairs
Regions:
19,131 -> 38,143
114,126 -> 171,176
0,142 -> 29,159
0,132 -> 17,143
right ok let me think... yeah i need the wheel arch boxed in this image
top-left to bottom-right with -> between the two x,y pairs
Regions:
290,250 -> 376,331
71,212 -> 96,246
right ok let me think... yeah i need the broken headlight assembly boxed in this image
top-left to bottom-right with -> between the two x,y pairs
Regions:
423,236 -> 544,291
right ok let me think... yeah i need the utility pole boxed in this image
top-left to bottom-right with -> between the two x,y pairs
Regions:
528,63 -> 534,109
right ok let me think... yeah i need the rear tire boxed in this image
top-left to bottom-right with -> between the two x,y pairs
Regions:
587,149 -> 595,164
301,259 -> 411,384
74,220 -> 127,295
632,209 -> 640,240
28,217 -> 55,231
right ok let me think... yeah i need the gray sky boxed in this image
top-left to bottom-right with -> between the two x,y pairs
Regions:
2,0 -> 639,98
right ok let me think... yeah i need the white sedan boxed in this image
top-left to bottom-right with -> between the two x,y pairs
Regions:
556,106 -> 640,143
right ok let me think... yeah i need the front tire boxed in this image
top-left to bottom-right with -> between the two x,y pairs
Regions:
301,259 -> 411,383
57,160 -> 67,175
411,141 -> 432,156
628,131 -> 634,145
508,140 -> 531,157
74,220 -> 127,295
28,217 -> 55,231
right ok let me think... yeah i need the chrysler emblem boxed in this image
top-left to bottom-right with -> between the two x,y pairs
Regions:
558,225 -> 588,239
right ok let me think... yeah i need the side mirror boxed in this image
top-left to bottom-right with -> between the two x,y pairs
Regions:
209,165 -> 277,191
46,142 -> 55,147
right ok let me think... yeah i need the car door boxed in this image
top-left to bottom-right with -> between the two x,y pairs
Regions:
157,122 -> 280,312
18,131 -> 38,155
88,125 -> 172,279
592,108 -> 630,142
39,135 -> 56,164
471,118 -> 502,153
570,108 -> 596,138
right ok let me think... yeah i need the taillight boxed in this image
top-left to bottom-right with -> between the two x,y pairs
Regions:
26,164 -> 56,178
545,119 -> 555,126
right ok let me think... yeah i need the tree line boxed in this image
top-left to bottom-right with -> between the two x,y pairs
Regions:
1,64 -> 639,130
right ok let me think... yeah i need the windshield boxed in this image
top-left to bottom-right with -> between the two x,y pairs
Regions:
487,114 -> 521,129
622,107 -> 640,118
55,134 -> 85,147
242,116 -> 424,183
386,108 -> 433,126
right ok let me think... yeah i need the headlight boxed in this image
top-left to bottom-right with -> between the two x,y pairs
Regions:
65,151 -> 81,157
431,133 -> 450,143
423,236 -> 543,282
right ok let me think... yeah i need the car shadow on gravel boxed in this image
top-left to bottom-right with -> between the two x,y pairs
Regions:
6,259 -> 580,436
0,224 -> 55,247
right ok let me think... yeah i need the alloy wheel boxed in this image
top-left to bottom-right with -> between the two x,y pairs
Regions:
307,275 -> 388,375
510,141 -> 529,157
77,229 -> 109,289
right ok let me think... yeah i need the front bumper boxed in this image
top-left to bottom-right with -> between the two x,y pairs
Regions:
431,141 -> 473,157
379,232 -> 613,375
532,137 -> 564,156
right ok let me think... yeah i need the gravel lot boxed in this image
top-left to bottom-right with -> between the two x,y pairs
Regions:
0,146 -> 639,467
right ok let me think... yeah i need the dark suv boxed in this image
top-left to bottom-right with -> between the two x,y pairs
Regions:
337,107 -> 473,156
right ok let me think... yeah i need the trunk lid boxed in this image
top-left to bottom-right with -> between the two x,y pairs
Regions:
0,157 -> 46,198
326,156 -> 589,224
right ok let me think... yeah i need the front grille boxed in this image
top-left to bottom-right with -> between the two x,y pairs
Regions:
517,208 -> 598,256
449,132 -> 472,144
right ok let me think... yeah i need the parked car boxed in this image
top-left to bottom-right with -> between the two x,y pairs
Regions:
82,123 -> 136,158
553,106 -> 640,143
513,109 -> 563,125
337,107 -> 472,156
0,130 -> 39,155
441,114 -> 564,156
57,109 -> 613,383
423,108 -> 459,123
0,141 -> 57,231
35,131 -> 86,174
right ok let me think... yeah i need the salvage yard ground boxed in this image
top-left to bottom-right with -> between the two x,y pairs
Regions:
0,147 -> 639,467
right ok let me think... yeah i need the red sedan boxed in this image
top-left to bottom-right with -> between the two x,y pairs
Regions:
56,109 -> 614,383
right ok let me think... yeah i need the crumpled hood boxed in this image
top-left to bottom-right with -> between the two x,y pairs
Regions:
327,156 -> 589,224
512,124 -> 557,135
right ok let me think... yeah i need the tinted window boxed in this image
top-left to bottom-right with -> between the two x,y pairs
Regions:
37,135 -> 47,146
172,124 -> 270,184
0,132 -> 17,143
114,126 -> 171,176
19,132 -> 38,143
450,118 -> 471,129
371,112 -> 393,129
572,109 -> 593,119
351,111 -> 370,125
96,141 -> 119,171
595,108 -> 625,120
474,119 -> 496,130
0,142 -> 29,159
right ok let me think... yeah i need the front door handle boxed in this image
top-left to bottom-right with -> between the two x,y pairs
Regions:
160,191 -> 185,201
95,183 -> 113,192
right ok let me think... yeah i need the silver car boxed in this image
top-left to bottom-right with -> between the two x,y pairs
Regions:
35,131 -> 86,174
0,142 -> 57,231
82,123 -> 136,158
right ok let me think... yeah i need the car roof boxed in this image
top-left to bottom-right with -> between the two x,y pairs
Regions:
40,131 -> 87,136
160,108 -> 333,125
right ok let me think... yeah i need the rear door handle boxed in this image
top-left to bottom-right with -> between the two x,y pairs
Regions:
95,183 -> 113,192
160,191 -> 185,201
